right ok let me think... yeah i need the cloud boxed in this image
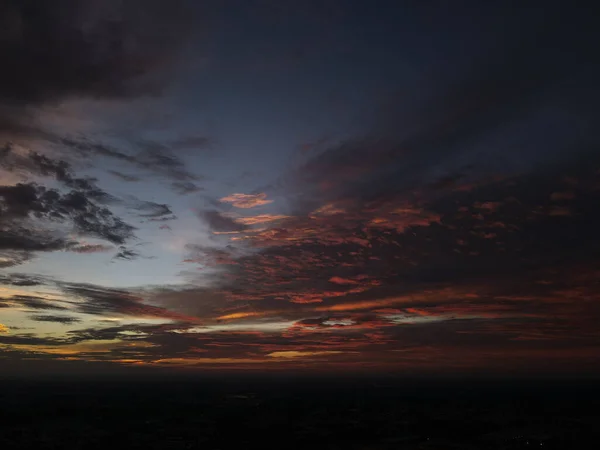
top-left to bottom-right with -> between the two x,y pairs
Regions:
6,295 -> 69,311
112,246 -> 144,261
129,199 -> 173,219
0,146 -> 161,266
219,193 -> 273,209
2,2 -> 600,373
0,182 -> 135,248
67,243 -> 114,254
267,350 -> 344,359
0,1 -> 205,195
0,273 -> 48,286
29,315 -> 81,325
0,324 -> 8,333
1,147 -> 115,203
0,250 -> 35,268
216,312 -> 267,321
234,214 -> 290,225
161,154 -> 600,371
108,171 -> 141,183
0,0 -> 192,108
129,139 -> 199,182
60,282 -> 198,322
198,210 -> 250,233
184,244 -> 241,267
329,277 -> 359,285
55,137 -> 203,187
171,181 -> 203,195
146,215 -> 178,223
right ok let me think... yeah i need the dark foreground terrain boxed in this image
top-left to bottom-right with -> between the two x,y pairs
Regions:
1,376 -> 598,449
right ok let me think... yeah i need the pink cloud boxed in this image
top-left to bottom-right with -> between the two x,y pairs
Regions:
220,192 -> 273,208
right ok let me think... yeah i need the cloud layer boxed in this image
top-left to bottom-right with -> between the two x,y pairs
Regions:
1,1 -> 600,375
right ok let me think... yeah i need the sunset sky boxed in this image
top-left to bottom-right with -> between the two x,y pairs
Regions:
1,0 -> 599,377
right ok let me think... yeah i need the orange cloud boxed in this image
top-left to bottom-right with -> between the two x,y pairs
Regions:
316,288 -> 479,312
1,339 -> 156,357
0,323 -> 8,333
309,203 -> 346,217
316,299 -> 398,312
220,192 -> 273,208
235,214 -> 290,225
368,205 -> 441,233
216,311 -> 268,321
267,351 -> 344,359
152,357 -> 266,365
329,276 -> 359,285
289,295 -> 323,304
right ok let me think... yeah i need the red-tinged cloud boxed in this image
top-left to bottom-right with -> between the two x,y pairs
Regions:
3,1 -> 600,375
220,192 -> 273,208
289,295 -> 323,304
267,350 -> 344,359
164,161 -> 600,374
216,311 -> 269,321
234,214 -> 290,225
367,205 -> 441,233
329,276 -> 359,285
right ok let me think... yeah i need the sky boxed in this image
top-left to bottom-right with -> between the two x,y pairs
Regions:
1,0 -> 600,377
